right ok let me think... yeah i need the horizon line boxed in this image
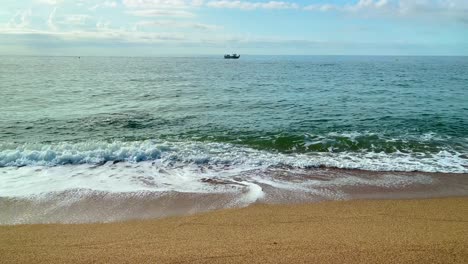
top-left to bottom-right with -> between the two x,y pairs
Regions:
1,54 -> 468,58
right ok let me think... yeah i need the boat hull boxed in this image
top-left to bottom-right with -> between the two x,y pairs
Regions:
224,55 -> 240,59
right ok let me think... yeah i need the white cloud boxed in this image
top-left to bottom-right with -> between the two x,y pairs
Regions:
90,1 -> 118,11
398,0 -> 468,15
122,0 -> 194,9
124,0 -> 198,18
304,0 -> 468,20
304,0 -> 394,13
127,9 -> 196,17
7,9 -> 32,29
1,0 -> 466,55
47,7 -> 58,31
62,14 -> 92,25
123,0 -> 299,10
206,1 -> 299,10
0,27 -> 188,44
135,20 -> 220,30
192,0 -> 205,7
0,25 -> 321,47
303,4 -> 336,12
36,0 -> 64,5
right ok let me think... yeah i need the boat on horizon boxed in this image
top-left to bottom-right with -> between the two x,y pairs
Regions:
224,54 -> 240,59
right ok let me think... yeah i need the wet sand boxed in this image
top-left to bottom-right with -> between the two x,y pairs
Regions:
1,197 -> 468,263
2,169 -> 468,225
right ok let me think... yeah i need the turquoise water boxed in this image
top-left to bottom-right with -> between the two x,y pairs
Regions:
1,56 -> 467,171
1,56 -> 468,224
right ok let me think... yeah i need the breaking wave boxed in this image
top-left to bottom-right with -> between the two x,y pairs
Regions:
0,139 -> 466,173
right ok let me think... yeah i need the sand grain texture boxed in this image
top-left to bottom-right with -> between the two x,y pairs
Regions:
1,198 -> 468,263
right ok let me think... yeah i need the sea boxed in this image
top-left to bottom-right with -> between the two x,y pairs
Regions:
1,55 -> 467,224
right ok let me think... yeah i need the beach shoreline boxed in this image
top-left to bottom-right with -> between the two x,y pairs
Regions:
2,167 -> 467,225
1,197 -> 467,263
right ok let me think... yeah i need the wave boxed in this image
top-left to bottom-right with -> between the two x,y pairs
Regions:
0,139 -> 467,173
4,161 -> 468,224
1,139 -> 466,224
0,141 -> 164,167
215,131 -> 463,154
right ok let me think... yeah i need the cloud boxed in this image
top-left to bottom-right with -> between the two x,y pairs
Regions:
206,1 -> 299,10
398,0 -> 468,16
1,0 -> 466,56
135,20 -> 220,30
36,0 -> 64,5
47,7 -> 58,31
192,0 -> 205,7
127,9 -> 196,17
304,0 -> 396,13
304,0 -> 468,20
0,27 -> 188,44
90,1 -> 118,11
124,0 -> 198,18
8,9 -> 32,29
123,0 -> 300,10
122,0 -> 195,9
62,14 -> 92,25
2,25 -> 466,56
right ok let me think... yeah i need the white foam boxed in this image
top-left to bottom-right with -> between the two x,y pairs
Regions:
0,160 -> 437,201
0,140 -> 466,199
1,140 -> 466,173
250,171 -> 434,200
232,181 -> 265,206
0,162 -> 256,197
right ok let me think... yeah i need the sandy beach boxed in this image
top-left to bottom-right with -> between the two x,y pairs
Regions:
1,197 -> 467,264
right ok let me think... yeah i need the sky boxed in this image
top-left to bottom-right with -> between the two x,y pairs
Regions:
0,0 -> 467,56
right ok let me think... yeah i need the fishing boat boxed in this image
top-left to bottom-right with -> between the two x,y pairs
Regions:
224,54 -> 240,59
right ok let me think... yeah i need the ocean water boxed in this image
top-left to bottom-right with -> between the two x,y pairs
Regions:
1,55 -> 468,224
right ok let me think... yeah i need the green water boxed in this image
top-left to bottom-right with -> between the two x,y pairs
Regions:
0,55 -> 467,171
